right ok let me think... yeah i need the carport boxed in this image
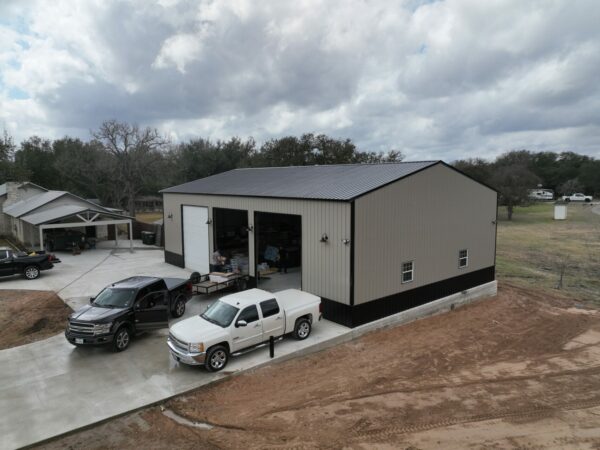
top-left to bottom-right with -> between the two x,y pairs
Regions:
20,205 -> 134,252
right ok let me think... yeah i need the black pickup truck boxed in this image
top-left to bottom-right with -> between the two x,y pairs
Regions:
0,249 -> 58,280
65,276 -> 193,352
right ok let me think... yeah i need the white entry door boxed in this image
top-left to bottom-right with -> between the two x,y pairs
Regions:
182,206 -> 209,273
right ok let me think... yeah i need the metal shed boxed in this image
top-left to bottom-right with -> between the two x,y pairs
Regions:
161,161 -> 497,327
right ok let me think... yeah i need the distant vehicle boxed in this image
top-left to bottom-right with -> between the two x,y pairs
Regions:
65,276 -> 193,352
561,193 -> 593,202
168,288 -> 321,372
0,249 -> 58,280
528,189 -> 554,201
45,229 -> 89,251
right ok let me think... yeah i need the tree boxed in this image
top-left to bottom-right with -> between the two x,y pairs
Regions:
92,120 -> 167,215
13,136 -> 59,188
558,178 -> 584,196
453,158 -> 493,184
491,163 -> 540,220
0,129 -> 28,183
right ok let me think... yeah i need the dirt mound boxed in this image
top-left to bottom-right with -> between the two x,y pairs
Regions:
0,290 -> 72,349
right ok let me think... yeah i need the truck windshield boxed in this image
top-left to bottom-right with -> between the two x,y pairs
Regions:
93,288 -> 136,308
201,301 -> 239,328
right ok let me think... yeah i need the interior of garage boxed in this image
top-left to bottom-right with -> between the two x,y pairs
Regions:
254,211 -> 301,290
213,207 -> 250,274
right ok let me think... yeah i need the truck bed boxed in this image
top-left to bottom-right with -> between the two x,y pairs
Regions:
276,289 -> 320,314
164,277 -> 188,291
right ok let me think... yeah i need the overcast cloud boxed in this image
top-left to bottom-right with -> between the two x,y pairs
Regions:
1,0 -> 600,161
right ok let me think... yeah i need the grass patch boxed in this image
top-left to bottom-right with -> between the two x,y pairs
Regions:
496,203 -> 600,305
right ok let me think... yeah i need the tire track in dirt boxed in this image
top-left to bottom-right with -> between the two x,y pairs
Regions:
347,397 -> 600,443
259,362 -> 600,418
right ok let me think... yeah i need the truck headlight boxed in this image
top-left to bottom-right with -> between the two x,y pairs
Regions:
94,322 -> 113,335
188,342 -> 205,353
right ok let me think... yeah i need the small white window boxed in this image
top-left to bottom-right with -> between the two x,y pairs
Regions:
401,261 -> 414,283
459,249 -> 468,268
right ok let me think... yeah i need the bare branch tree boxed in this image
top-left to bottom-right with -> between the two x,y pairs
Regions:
92,120 -> 168,215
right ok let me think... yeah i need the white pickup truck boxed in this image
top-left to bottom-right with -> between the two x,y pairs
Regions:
562,193 -> 593,202
167,288 -> 321,371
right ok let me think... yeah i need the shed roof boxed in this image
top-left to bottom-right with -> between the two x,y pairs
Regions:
161,161 -> 439,201
3,191 -> 69,217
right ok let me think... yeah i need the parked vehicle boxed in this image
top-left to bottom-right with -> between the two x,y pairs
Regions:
168,288 -> 321,372
0,249 -> 59,280
45,229 -> 89,251
561,193 -> 593,202
528,189 -> 554,201
65,276 -> 193,352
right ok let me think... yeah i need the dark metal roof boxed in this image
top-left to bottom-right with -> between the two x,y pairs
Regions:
161,161 -> 439,201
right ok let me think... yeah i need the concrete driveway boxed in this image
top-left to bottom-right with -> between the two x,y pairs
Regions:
0,294 -> 348,449
0,248 -> 191,302
0,248 -> 350,449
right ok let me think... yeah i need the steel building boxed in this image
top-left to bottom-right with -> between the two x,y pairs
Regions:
161,161 -> 497,327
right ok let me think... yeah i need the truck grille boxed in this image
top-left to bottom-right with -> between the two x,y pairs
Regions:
69,321 -> 94,335
168,333 -> 188,352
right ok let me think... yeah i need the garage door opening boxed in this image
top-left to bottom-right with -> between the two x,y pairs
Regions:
213,208 -> 249,274
254,212 -> 301,290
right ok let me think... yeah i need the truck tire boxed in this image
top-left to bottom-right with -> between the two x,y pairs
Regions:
205,345 -> 229,372
585,198 -> 591,203
172,294 -> 186,318
565,198 -> 571,202
112,326 -> 131,352
293,317 -> 311,340
23,265 -> 40,280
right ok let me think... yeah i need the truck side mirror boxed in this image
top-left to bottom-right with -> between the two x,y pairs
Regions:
89,297 -> 95,304
236,320 -> 247,328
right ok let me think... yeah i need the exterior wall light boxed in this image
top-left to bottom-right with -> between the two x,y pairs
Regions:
341,238 -> 351,245
320,233 -> 328,243
205,218 -> 212,225
245,225 -> 254,232
167,213 -> 173,220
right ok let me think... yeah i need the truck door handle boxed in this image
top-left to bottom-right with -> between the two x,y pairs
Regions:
276,316 -> 282,320
254,324 -> 260,328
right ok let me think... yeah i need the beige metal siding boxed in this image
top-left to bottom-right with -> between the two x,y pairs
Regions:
354,163 -> 497,304
163,194 -> 351,304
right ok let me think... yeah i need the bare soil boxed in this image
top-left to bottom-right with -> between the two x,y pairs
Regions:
40,283 -> 600,449
0,290 -> 71,350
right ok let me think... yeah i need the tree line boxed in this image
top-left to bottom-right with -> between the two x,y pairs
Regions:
454,151 -> 600,219
0,120 -> 402,215
1,120 -> 598,219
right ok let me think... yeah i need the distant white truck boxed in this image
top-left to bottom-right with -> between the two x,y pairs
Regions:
168,288 -> 322,371
562,193 -> 593,202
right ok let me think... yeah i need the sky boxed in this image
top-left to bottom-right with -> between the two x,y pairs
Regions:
1,0 -> 600,162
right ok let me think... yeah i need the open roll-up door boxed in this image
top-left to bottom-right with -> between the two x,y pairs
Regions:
183,206 -> 209,273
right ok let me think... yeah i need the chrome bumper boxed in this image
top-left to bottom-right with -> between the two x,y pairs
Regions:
167,339 -> 206,366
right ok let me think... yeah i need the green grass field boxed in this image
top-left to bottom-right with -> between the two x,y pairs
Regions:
496,202 -> 600,305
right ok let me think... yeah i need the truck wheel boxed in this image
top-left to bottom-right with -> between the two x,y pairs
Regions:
205,345 -> 229,372
112,326 -> 131,352
23,265 -> 40,280
585,198 -> 591,203
293,318 -> 311,340
172,295 -> 186,318
565,198 -> 570,202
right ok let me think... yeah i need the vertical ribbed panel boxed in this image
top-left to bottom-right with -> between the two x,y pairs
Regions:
163,194 -> 351,304
354,164 -> 497,304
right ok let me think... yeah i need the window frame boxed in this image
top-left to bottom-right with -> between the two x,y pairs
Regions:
260,299 -> 280,318
458,249 -> 469,269
237,305 -> 259,324
401,260 -> 414,284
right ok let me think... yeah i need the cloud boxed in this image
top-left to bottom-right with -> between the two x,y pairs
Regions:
0,0 -> 599,161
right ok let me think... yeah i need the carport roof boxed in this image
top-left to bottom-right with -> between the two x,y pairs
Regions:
161,161 -> 440,201
21,205 -> 133,225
